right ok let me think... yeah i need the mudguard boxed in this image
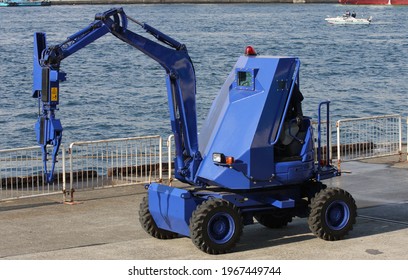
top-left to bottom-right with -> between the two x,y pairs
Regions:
148,183 -> 201,236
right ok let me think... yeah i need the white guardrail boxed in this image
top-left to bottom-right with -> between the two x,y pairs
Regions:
0,146 -> 66,201
0,115 -> 405,201
68,135 -> 163,191
336,114 -> 402,170
1,136 -> 163,201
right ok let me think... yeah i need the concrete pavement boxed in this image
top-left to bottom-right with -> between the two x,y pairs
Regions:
1,158 -> 407,260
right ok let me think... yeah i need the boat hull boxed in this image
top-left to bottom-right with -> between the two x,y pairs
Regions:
325,16 -> 372,25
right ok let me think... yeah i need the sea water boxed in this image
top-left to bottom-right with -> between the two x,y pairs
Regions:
0,3 -> 407,149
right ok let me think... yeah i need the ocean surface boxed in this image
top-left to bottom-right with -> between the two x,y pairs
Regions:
0,4 -> 407,149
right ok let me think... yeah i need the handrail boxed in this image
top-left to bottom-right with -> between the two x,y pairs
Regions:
317,100 -> 331,171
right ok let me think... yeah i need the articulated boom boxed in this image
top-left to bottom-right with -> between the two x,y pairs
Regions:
32,8 -> 200,184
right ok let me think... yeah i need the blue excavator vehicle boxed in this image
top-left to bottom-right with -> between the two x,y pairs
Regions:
32,8 -> 357,254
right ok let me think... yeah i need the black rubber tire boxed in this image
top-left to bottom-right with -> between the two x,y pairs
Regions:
189,199 -> 243,255
139,195 -> 178,239
308,187 -> 357,241
254,210 -> 293,229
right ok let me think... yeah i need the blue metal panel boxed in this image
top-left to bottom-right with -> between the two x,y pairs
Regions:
220,192 -> 295,209
275,161 -> 315,184
32,32 -> 46,98
148,183 -> 201,236
198,56 -> 250,160
271,199 -> 295,209
196,56 -> 304,190
249,58 -> 298,185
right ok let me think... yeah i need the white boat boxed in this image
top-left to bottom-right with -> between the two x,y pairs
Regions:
325,13 -> 372,25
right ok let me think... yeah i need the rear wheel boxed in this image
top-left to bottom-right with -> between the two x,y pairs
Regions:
139,195 -> 178,239
189,199 -> 243,254
308,187 -> 357,241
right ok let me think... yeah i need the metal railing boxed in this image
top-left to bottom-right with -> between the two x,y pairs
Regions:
0,115 -> 405,201
166,116 -> 404,180
1,136 -> 163,201
0,146 -> 66,200
68,135 -> 163,192
336,114 -> 402,168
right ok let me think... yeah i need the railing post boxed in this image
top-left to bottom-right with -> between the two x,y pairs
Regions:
62,145 -> 66,201
65,143 -> 76,204
398,115 -> 402,161
159,136 -> 163,181
336,120 -> 341,172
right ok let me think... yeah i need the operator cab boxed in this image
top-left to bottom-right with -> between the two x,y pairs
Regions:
197,49 -> 315,189
274,82 -> 310,162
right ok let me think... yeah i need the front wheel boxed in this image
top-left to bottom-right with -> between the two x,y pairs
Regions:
308,187 -> 357,241
189,199 -> 243,254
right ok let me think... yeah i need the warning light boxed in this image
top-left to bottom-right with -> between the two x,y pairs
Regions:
245,46 -> 257,56
225,156 -> 235,165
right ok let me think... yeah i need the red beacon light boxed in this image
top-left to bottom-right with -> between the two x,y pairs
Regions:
245,45 -> 257,56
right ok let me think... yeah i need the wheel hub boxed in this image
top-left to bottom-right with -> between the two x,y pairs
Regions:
208,212 -> 235,244
326,200 -> 350,230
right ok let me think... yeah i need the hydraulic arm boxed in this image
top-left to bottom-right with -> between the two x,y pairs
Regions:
32,8 -> 201,184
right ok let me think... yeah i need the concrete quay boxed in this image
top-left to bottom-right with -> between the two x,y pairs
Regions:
0,155 -> 407,260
